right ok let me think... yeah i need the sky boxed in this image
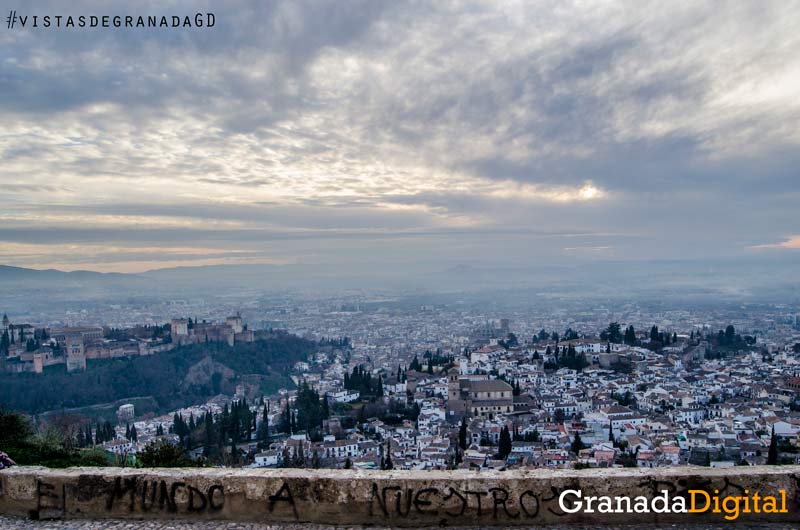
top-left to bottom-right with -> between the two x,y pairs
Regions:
1,0 -> 799,273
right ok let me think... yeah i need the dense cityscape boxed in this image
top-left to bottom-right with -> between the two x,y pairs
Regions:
2,296 -> 799,471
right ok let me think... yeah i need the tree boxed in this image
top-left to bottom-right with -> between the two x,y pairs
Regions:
650,325 -> 660,342
322,394 -> 330,419
137,440 -> 195,467
505,333 -> 519,347
725,325 -> 736,345
344,457 -> 352,469
230,438 -> 238,465
257,405 -> 270,440
458,418 -> 468,450
409,355 -> 421,371
498,426 -> 512,459
624,325 -> 637,346
294,381 -> 325,433
103,420 -> 114,442
525,428 -> 539,442
0,407 -> 32,444
571,432 -> 584,455
278,401 -> 292,434
602,322 -> 622,343
767,427 -> 778,465
382,442 -> 393,470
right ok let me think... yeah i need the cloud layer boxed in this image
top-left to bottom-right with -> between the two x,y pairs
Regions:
1,0 -> 799,272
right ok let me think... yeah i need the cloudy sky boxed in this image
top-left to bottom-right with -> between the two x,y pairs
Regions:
1,0 -> 799,273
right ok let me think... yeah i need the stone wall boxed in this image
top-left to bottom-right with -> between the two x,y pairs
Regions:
1,466 -> 799,526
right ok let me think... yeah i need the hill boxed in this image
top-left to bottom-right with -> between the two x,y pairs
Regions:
0,333 -> 317,414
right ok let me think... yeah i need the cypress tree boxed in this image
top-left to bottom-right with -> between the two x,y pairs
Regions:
383,442 -> 393,470
767,427 -> 779,465
499,426 -> 512,459
571,432 -> 584,454
458,418 -> 468,450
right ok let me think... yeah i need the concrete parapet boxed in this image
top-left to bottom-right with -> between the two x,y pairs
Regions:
1,466 -> 799,525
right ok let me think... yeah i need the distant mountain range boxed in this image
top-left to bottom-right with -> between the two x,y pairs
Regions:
1,254 -> 799,309
0,265 -> 136,281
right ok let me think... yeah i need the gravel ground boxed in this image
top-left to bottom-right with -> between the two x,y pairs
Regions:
0,518 -> 799,530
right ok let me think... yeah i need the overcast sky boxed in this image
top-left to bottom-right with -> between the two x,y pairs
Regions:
1,1 -> 799,273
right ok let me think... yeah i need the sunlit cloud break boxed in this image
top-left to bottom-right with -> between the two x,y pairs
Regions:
750,236 -> 800,250
487,181 -> 607,203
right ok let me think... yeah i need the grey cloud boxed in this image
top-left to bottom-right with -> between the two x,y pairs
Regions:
0,0 -> 799,271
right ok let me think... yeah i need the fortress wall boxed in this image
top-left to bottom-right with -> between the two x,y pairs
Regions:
1,466 -> 799,526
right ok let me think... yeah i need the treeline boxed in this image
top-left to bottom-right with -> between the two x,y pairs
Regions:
409,350 -> 453,374
373,397 -> 420,425
542,344 -> 590,371
1,328 -> 51,356
703,325 -> 757,359
344,365 -> 383,399
277,381 -> 329,437
0,406 -> 111,468
73,420 -> 116,447
170,383 -> 333,462
105,324 -> 171,342
172,400 -> 259,463
318,336 -> 351,349
530,328 -> 579,343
